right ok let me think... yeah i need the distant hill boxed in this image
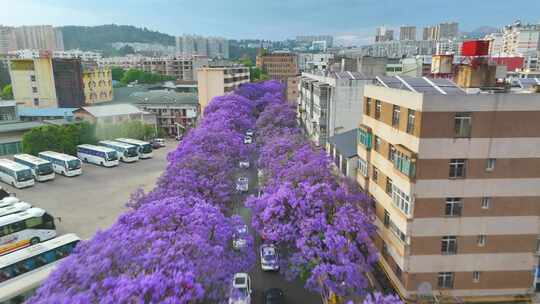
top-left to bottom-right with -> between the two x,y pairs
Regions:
59,24 -> 175,51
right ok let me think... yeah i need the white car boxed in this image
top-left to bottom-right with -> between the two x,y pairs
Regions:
229,273 -> 252,304
236,177 -> 249,192
232,224 -> 248,249
239,160 -> 250,169
243,136 -> 253,144
260,244 -> 279,271
245,130 -> 254,137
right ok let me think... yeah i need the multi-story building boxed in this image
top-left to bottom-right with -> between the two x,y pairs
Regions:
176,35 -> 229,59
502,22 -> 540,57
13,26 -> 63,51
286,76 -> 300,103
82,65 -> 113,105
400,26 -> 417,41
0,26 -> 16,54
485,32 -> 504,56
357,75 -> 540,303
360,40 -> 437,59
256,51 -> 298,82
297,71 -> 373,146
10,56 -> 86,108
376,27 -> 394,42
197,65 -> 250,115
436,39 -> 463,55
297,53 -> 334,72
423,22 -> 459,41
9,49 -> 102,62
296,35 -> 334,48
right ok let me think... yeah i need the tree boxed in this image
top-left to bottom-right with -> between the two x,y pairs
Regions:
118,45 -> 136,55
111,67 -> 125,82
1,84 -> 13,100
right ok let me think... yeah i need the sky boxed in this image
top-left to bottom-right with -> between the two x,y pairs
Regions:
1,0 -> 540,46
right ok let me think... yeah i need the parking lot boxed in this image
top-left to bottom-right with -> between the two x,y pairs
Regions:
1,140 -> 177,239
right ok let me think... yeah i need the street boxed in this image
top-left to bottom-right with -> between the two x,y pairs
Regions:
234,155 -> 322,304
0,141 -> 177,239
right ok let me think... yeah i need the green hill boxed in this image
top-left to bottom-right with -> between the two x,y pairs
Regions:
59,24 -> 175,51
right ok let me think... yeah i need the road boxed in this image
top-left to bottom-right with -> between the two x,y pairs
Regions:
1,141 -> 177,239
234,155 -> 322,304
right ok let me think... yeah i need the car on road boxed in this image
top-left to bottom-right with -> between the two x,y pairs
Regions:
260,244 -> 279,271
233,224 -> 248,249
151,138 -> 166,149
236,177 -> 249,192
243,136 -> 253,144
239,160 -> 250,169
229,273 -> 252,304
245,130 -> 254,137
263,288 -> 284,304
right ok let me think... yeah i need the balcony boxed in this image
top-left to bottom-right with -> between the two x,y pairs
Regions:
357,125 -> 372,150
391,145 -> 416,179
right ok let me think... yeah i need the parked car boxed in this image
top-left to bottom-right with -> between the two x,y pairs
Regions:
245,130 -> 254,137
239,160 -> 250,169
260,244 -> 279,271
151,138 -> 166,148
229,273 -> 252,304
243,136 -> 253,144
263,288 -> 284,304
175,134 -> 183,141
236,177 -> 249,192
233,224 -> 249,249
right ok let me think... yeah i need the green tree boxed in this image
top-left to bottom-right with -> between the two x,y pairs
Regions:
250,67 -> 269,82
1,84 -> 13,100
111,67 -> 125,82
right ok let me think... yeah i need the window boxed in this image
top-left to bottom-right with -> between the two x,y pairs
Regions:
386,177 -> 393,194
536,239 -> 540,253
30,75 -> 36,82
388,145 -> 396,162
372,167 -> 379,182
391,184 -> 412,215
383,210 -> 390,227
441,236 -> 457,254
445,198 -> 462,217
395,264 -> 402,279
407,109 -> 415,133
365,98 -> 371,116
454,113 -> 472,137
438,272 -> 454,288
449,159 -> 466,178
375,100 -> 382,119
358,158 -> 368,177
392,105 -> 400,127
486,158 -> 496,172
393,150 -> 415,178
374,136 -> 381,152
477,235 -> 486,246
473,271 -> 480,282
481,197 -> 491,209
33,98 -> 39,106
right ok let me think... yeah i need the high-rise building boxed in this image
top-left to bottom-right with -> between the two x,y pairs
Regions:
376,27 -> 394,42
400,26 -> 417,41
256,51 -> 298,82
82,64 -> 113,105
296,35 -> 334,48
0,26 -> 16,54
197,65 -> 250,115
501,21 -> 540,57
176,35 -> 229,59
358,76 -> 540,303
423,22 -> 459,41
13,26 -> 64,51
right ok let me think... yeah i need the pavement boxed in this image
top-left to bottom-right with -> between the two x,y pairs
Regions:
0,140 -> 177,239
234,154 -> 322,304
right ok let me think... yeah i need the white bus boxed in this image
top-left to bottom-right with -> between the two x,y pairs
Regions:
0,197 -> 20,209
115,138 -> 153,159
13,154 -> 55,182
0,160 -> 34,189
99,140 -> 139,163
0,234 -> 80,304
0,202 -> 32,218
0,208 -> 56,256
77,144 -> 119,167
38,151 -> 82,177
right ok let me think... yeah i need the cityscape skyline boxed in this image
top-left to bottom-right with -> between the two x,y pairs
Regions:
1,0 -> 540,45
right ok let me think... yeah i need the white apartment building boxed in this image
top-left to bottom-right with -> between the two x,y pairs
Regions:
297,71 -> 373,146
297,53 -> 334,72
9,49 -> 102,61
502,22 -> 540,57
197,65 -> 250,115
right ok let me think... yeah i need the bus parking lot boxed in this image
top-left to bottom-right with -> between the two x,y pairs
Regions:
0,140 -> 177,239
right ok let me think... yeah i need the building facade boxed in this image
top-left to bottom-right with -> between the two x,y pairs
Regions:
197,65 -> 250,115
256,52 -> 298,82
423,22 -> 459,41
176,35 -> 229,59
286,76 -> 300,103
376,27 -> 395,42
297,53 -> 334,72
400,26 -> 417,41
357,76 -> 540,303
502,22 -> 540,57
83,65 -> 113,104
295,35 -> 334,48
297,71 -> 372,146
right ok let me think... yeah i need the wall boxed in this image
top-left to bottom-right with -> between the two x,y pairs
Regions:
197,69 -> 224,116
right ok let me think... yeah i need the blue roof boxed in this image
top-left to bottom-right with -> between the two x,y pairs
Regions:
18,107 -> 77,118
327,129 -> 359,158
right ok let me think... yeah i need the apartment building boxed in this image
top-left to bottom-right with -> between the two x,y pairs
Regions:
357,75 -> 540,303
400,26 -> 417,41
82,65 -> 113,104
297,71 -> 373,146
502,22 -> 540,57
197,65 -> 250,115
176,35 -> 229,59
256,52 -> 298,82
376,27 -> 394,42
423,22 -> 459,41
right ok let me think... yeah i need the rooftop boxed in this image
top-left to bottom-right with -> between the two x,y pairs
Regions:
0,121 -> 44,133
78,104 -> 144,118
18,107 -> 76,117
0,101 -> 16,108
327,129 -> 358,158
374,76 -> 466,95
309,71 -> 372,80
131,90 -> 198,105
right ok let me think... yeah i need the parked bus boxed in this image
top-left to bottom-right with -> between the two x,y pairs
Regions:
13,154 -> 55,182
115,138 -> 153,159
99,140 -> 139,163
0,202 -> 31,218
0,197 -> 19,209
38,151 -> 82,177
0,234 -> 80,303
77,144 -> 119,167
0,160 -> 34,189
0,208 -> 56,256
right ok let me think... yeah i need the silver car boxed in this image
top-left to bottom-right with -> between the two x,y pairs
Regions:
236,177 -> 249,192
